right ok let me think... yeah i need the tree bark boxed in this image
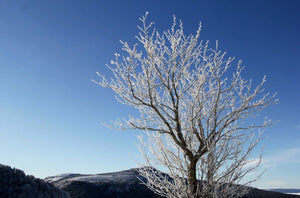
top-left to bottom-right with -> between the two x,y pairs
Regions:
187,159 -> 198,198
206,152 -> 214,198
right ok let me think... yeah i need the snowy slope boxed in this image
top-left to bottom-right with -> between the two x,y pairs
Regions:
45,168 -> 300,198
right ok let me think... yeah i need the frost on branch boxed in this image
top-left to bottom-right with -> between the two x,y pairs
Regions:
93,13 -> 278,198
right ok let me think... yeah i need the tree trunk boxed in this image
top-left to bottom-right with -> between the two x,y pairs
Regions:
206,169 -> 213,198
187,160 -> 198,198
206,152 -> 214,198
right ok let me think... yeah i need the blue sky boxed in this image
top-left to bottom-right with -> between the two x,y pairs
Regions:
0,0 -> 299,189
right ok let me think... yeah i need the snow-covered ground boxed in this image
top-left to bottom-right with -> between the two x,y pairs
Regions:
67,172 -> 137,183
45,169 -> 140,184
45,173 -> 80,182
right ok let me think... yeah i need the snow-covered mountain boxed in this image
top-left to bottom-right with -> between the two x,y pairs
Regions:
45,168 -> 159,198
2,163 -> 299,198
45,168 -> 300,198
45,169 -> 139,184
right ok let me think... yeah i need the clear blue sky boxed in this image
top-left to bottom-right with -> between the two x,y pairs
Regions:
0,0 -> 299,189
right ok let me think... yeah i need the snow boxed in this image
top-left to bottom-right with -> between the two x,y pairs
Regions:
45,173 -> 79,182
69,172 -> 138,183
288,193 -> 300,195
45,169 -> 140,184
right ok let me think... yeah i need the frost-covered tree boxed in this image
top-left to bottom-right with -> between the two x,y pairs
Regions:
93,13 -> 277,198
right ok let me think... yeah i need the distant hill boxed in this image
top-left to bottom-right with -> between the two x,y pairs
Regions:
1,163 -> 298,198
270,189 -> 300,195
45,168 -> 300,198
0,164 -> 70,198
45,168 -> 160,198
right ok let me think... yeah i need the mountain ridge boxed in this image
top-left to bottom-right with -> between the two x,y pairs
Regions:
1,164 -> 298,198
269,189 -> 300,195
46,168 -> 300,198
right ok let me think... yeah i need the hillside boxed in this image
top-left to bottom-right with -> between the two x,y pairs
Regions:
1,164 -> 298,198
46,168 -> 300,198
0,164 -> 70,198
45,169 -> 159,198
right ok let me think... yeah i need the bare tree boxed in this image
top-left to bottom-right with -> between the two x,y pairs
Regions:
93,13 -> 277,198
